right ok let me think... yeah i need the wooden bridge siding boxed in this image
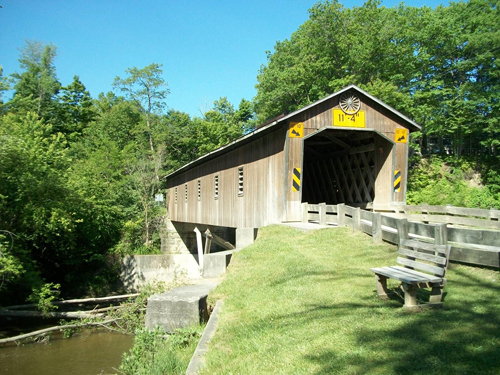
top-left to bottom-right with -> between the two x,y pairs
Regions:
284,93 -> 410,206
361,98 -> 409,204
167,125 -> 287,228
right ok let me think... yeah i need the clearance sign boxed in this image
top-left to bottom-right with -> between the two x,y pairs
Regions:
333,109 -> 366,128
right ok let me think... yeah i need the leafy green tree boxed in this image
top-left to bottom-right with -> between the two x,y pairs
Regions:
10,40 -> 61,126
193,97 -> 252,155
58,75 -> 96,141
113,63 -> 169,157
163,109 -> 198,173
0,111 -> 70,299
0,66 -> 10,114
255,0 -> 499,161
113,64 -> 170,247
0,231 -> 24,293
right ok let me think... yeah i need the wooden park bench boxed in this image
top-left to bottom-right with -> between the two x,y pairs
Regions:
370,239 -> 452,311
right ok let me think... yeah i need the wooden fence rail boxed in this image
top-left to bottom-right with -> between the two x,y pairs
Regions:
302,202 -> 500,268
372,204 -> 500,230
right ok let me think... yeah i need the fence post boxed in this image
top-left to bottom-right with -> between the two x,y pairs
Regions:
490,208 -> 499,221
372,212 -> 382,243
422,203 -> 429,224
337,203 -> 345,227
302,202 -> 309,223
434,223 -> 448,245
396,218 -> 409,245
353,207 -> 361,232
319,203 -> 327,225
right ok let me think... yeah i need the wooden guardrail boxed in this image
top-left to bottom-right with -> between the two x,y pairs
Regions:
372,204 -> 500,230
302,203 -> 500,268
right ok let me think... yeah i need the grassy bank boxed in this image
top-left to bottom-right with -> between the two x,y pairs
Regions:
203,225 -> 500,375
118,325 -> 204,375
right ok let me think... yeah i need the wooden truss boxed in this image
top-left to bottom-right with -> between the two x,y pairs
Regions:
303,131 -> 375,205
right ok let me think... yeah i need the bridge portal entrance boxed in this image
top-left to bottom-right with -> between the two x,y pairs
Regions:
301,128 -> 394,207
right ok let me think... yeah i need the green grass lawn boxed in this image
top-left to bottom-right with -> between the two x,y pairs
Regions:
203,225 -> 500,375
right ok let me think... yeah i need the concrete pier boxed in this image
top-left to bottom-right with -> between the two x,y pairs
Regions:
145,282 -> 218,333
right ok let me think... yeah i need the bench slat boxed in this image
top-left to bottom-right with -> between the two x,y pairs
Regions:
397,257 -> 445,276
370,266 -> 443,284
390,266 -> 445,282
398,248 -> 447,265
400,239 -> 448,255
371,267 -> 427,283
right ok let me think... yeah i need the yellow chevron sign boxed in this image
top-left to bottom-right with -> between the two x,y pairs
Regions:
394,170 -> 401,192
395,128 -> 408,143
289,122 -> 304,138
293,168 -> 301,192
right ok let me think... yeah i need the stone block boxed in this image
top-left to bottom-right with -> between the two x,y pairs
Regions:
145,282 -> 217,333
203,251 -> 233,278
236,227 -> 258,249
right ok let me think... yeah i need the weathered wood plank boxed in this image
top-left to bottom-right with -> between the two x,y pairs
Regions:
398,248 -> 447,265
399,214 -> 500,230
400,239 -> 449,254
381,215 -> 398,230
344,205 -> 354,216
360,220 -> 372,235
390,265 -> 445,283
450,245 -> 500,268
325,204 -> 337,214
382,204 -> 500,220
309,213 -> 320,222
408,221 -> 436,240
447,227 -> 500,247
371,266 -> 442,284
381,227 -> 398,244
309,204 -> 320,212
396,257 -> 446,276
360,209 -> 373,221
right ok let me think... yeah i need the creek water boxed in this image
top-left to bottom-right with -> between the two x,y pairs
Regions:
0,330 -> 134,375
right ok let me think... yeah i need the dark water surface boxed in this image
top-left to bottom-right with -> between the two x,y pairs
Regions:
0,330 -> 134,375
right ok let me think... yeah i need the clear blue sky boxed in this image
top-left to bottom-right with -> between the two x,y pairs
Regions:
0,0 -> 445,118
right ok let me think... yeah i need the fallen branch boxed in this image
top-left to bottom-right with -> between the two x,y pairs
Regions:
0,318 -> 119,345
0,309 -> 104,319
90,305 -> 125,314
4,293 -> 140,310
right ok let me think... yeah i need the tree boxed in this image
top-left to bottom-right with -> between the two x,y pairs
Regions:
10,40 -> 61,125
254,0 -> 499,159
112,64 -> 170,247
0,66 -> 10,114
192,97 -> 253,155
58,75 -> 96,141
113,63 -> 169,157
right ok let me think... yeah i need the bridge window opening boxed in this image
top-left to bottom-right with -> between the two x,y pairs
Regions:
197,180 -> 201,201
175,187 -> 178,204
238,167 -> 244,196
302,129 -> 386,206
214,175 -> 219,199
184,184 -> 188,203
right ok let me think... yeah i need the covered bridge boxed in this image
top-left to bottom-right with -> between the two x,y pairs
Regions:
166,85 -> 420,232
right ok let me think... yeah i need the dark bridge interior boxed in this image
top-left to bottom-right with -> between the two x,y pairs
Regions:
302,129 -> 378,205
